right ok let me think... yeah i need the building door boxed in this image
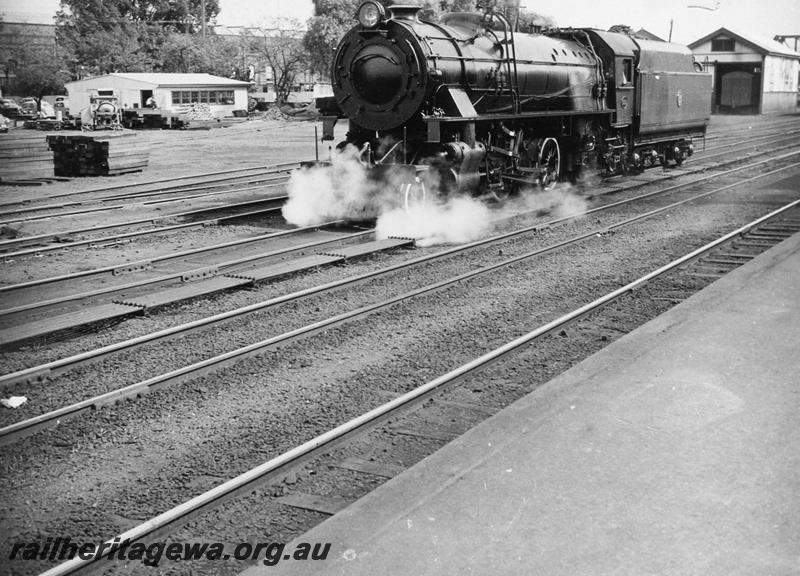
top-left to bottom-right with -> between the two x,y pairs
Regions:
721,71 -> 753,108
141,90 -> 154,108
715,63 -> 761,114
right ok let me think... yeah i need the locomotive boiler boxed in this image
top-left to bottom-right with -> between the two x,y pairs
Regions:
320,1 -> 712,197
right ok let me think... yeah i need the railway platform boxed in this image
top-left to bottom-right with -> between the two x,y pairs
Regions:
242,233 -> 800,576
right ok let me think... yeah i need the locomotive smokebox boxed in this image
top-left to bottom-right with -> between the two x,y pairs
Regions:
351,45 -> 405,106
331,6 -> 429,131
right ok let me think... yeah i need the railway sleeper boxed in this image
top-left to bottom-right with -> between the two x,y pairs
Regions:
0,302 -> 145,349
0,240 -> 414,348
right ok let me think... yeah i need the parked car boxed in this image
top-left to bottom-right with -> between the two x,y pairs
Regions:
0,98 -> 22,117
19,97 -> 39,117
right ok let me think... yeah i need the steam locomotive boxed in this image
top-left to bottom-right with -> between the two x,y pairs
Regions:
319,1 -> 712,197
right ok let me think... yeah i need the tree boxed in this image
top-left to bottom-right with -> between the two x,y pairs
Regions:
159,34 -> 240,75
55,0 -> 222,76
246,22 -> 308,106
608,24 -> 634,35
5,44 -> 72,102
303,0 -> 360,79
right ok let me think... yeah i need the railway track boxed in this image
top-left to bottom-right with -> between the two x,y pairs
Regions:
2,115 -> 800,576
0,171 -> 293,227
3,144 -> 798,349
0,224 -> 416,347
1,119 -> 798,258
2,152 -> 798,440
2,119 -> 798,268
30,199 -> 800,576
0,199 -> 288,258
0,163 -> 297,215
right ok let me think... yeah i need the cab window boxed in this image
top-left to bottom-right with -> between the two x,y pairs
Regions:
620,59 -> 633,85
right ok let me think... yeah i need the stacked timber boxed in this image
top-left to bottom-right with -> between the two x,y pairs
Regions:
47,132 -> 149,176
175,103 -> 217,120
0,133 -> 54,182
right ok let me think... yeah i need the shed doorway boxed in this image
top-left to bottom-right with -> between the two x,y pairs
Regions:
715,63 -> 761,114
140,90 -> 154,108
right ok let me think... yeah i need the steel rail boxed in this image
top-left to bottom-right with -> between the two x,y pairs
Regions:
593,137 -> 800,195
36,197 -> 800,576
3,154 -> 799,388
0,194 -> 288,254
5,143 -> 799,298
701,117 -> 800,144
4,161 -> 798,441
0,168 -> 292,219
691,130 -> 800,161
3,129 -> 797,254
0,203 -> 314,294
0,161 -> 303,212
0,226 -> 369,316
0,205 -> 288,259
703,120 -> 800,142
0,176 -> 290,226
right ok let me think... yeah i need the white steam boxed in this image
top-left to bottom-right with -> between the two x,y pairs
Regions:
282,146 -> 391,226
375,197 -> 492,247
283,145 -> 492,246
282,145 -> 590,247
505,186 -> 588,220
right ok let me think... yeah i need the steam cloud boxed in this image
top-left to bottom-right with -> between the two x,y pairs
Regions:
282,146 -> 387,226
282,146 -> 492,246
282,146 -> 589,246
376,197 -> 492,247
505,187 -> 588,220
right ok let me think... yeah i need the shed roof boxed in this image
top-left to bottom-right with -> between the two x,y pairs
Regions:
66,73 -> 251,88
689,27 -> 800,59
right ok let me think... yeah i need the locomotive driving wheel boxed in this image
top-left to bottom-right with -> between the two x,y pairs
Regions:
403,177 -> 428,211
538,137 -> 561,190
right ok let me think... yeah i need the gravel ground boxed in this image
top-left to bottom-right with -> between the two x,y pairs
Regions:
1,114 -> 799,576
0,117 -> 336,202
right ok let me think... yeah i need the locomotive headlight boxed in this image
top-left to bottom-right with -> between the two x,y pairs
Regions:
357,1 -> 384,28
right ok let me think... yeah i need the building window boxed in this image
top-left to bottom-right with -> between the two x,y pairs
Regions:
711,38 -> 735,51
169,90 -> 236,105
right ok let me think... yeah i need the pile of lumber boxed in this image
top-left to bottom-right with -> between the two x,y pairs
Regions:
0,133 -> 54,182
175,103 -> 217,120
46,132 -> 149,176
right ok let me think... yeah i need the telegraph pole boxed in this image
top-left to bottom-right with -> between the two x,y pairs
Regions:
201,0 -> 207,41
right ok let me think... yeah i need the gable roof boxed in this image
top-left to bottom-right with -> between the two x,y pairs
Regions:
108,73 -> 251,87
634,28 -> 665,42
689,27 -> 800,59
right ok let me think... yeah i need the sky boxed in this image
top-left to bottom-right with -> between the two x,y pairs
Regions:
1,0 -> 798,46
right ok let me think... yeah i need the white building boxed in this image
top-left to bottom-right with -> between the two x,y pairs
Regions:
64,73 -> 251,117
689,28 -> 800,114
